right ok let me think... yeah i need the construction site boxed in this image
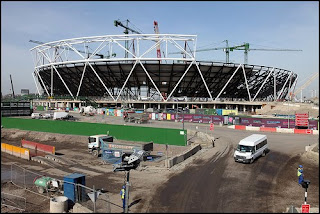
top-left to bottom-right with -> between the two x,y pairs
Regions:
1,17 -> 319,213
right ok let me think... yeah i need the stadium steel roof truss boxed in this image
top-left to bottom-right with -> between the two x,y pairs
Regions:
30,34 -> 296,102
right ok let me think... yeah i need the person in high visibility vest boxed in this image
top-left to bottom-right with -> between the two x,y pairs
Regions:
297,165 -> 304,185
120,185 -> 126,211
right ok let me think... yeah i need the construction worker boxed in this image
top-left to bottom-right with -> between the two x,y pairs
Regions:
120,185 -> 126,211
297,165 -> 304,185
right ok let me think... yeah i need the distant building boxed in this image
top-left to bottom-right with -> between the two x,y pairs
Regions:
21,89 -> 29,95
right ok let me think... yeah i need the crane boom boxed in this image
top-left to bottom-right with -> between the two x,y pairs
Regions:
114,20 -> 141,34
29,40 -> 104,58
171,41 -> 302,64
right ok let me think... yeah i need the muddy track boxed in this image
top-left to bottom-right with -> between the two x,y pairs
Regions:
147,145 -> 318,213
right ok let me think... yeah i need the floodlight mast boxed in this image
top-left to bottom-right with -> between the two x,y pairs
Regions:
113,150 -> 145,213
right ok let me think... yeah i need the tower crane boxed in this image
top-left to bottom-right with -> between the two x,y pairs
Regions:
29,40 -> 105,58
170,40 -> 302,64
114,19 -> 141,58
292,72 -> 319,102
153,21 -> 161,60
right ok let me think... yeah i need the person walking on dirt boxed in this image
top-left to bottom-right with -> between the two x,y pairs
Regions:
297,165 -> 304,185
120,185 -> 126,212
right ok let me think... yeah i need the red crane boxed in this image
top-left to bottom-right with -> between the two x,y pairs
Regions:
153,21 -> 161,59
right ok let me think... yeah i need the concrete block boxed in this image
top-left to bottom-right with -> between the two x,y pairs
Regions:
228,125 -> 235,129
276,128 -> 294,133
313,130 -> 319,135
246,126 -> 260,131
1,143 -> 6,152
235,125 -> 246,130
166,144 -> 202,168
260,127 -> 276,132
72,203 -> 93,213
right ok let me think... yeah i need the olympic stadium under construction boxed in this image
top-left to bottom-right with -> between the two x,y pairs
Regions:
30,34 -> 297,109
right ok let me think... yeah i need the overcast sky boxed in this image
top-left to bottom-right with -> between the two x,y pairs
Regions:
1,1 -> 319,99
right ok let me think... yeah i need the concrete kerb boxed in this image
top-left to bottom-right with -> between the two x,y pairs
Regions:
45,154 -> 74,165
246,126 -> 260,131
71,203 -> 93,213
285,206 -> 319,213
165,129 -> 214,168
304,142 -> 319,162
227,125 -> 319,135
165,144 -> 201,168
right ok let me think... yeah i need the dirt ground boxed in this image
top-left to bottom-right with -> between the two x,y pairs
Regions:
1,127 -> 196,213
1,113 -> 319,213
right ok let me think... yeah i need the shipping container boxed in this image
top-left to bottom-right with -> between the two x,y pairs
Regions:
63,173 -> 86,203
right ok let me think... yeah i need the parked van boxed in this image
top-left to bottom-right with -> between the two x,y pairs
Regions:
31,113 -> 42,119
234,134 -> 268,164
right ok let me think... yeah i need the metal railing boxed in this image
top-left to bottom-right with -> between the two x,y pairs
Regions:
1,192 -> 26,212
2,163 -> 112,213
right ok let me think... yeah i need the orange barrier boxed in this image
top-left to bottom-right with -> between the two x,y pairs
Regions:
235,125 -> 246,130
294,129 -> 313,135
1,143 -> 30,160
260,127 -> 277,132
21,139 -> 55,154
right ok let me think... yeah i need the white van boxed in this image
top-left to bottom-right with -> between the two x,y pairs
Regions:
234,134 -> 268,164
31,113 -> 42,119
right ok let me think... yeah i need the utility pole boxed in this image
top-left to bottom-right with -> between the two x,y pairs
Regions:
125,171 -> 130,213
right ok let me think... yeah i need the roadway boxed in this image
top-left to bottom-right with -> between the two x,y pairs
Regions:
73,112 -> 319,212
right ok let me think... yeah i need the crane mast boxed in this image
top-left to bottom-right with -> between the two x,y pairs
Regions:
10,74 -> 15,98
153,21 -> 161,60
114,19 -> 141,59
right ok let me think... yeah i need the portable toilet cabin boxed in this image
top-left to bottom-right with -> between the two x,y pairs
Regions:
63,173 -> 86,206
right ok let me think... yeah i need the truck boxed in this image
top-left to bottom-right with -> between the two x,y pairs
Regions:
123,112 -> 150,124
88,134 -> 153,164
53,112 -> 69,120
80,106 -> 95,116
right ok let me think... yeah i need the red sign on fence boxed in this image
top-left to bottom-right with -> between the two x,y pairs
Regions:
210,123 -> 214,131
295,113 -> 309,127
301,204 -> 310,213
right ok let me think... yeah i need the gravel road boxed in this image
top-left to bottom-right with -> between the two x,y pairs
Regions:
1,113 -> 319,212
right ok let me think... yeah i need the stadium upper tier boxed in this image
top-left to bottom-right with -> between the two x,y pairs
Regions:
30,34 -> 297,102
